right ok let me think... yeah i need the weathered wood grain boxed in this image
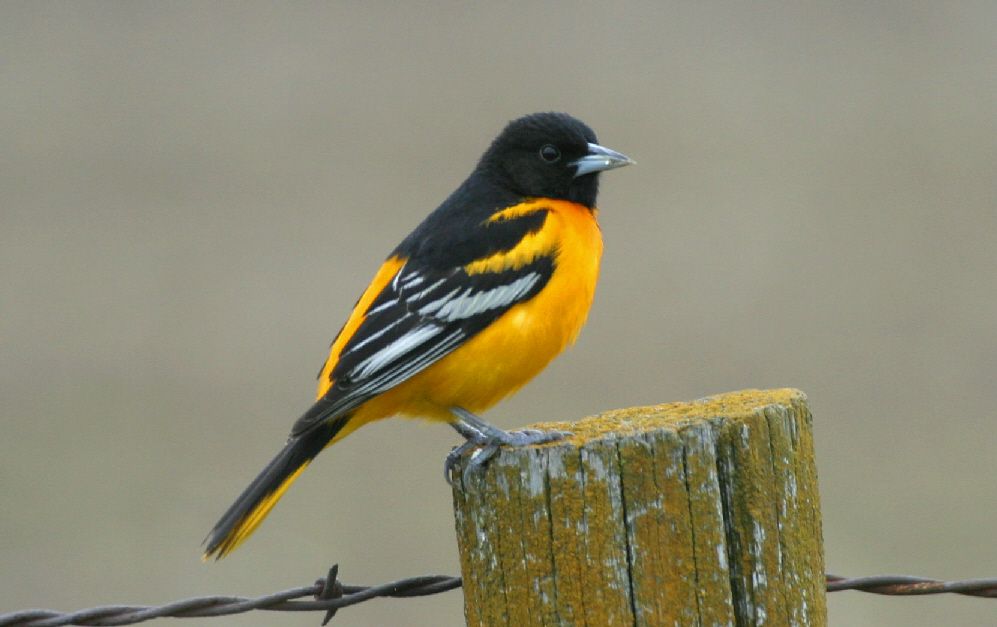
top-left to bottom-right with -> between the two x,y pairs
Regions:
452,388 -> 826,626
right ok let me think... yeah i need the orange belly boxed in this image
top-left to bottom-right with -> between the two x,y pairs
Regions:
350,199 -> 602,427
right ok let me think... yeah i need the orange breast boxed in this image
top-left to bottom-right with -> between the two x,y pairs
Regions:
352,199 -> 603,424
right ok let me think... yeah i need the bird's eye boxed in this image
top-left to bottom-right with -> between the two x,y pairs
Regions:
539,144 -> 561,163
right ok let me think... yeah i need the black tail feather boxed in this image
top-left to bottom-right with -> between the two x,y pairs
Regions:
203,416 -> 347,559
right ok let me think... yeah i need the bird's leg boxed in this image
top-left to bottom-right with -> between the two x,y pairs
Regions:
443,406 -> 570,484
452,407 -> 571,447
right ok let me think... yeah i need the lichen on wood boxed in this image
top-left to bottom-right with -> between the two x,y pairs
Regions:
451,388 -> 826,626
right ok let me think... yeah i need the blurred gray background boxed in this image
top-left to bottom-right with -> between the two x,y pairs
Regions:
2,3 -> 995,626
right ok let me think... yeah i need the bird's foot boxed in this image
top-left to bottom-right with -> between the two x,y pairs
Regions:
444,408 -> 570,485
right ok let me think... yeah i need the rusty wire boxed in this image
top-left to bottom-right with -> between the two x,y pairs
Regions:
1,569 -> 994,626
0,565 -> 460,627
825,573 -> 997,598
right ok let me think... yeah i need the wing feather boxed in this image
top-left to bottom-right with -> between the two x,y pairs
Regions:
291,256 -> 553,436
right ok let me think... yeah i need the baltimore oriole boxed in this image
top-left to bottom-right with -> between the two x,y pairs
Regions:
204,112 -> 633,559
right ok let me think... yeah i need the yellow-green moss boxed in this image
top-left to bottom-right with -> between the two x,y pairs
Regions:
453,388 -> 825,626
529,388 -> 807,445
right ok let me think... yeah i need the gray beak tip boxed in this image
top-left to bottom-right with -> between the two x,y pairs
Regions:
571,142 -> 635,177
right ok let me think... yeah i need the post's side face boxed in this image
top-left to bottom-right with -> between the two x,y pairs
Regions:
452,388 -> 826,627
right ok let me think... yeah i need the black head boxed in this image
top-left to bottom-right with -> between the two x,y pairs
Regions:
476,112 -> 633,209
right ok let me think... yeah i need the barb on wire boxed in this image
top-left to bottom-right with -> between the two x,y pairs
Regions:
0,566 -> 461,627
1,569 -> 995,626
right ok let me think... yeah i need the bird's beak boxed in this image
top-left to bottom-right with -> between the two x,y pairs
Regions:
571,142 -> 636,178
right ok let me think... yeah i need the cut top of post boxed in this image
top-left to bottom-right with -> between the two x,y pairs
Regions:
530,387 -> 808,444
451,388 -> 825,626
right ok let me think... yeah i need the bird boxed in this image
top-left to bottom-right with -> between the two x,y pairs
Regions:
203,112 -> 633,559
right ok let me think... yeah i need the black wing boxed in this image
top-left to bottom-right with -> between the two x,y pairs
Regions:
291,254 -> 554,436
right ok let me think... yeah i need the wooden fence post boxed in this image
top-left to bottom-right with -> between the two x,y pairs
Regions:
451,388 -> 826,626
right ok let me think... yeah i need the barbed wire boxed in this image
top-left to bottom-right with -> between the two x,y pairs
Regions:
1,568 -> 993,626
0,565 -> 460,627
825,573 -> 997,598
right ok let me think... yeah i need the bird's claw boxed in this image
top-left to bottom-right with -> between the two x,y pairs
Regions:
444,428 -> 571,486
496,428 -> 570,447
444,438 -> 481,485
462,444 -> 500,482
